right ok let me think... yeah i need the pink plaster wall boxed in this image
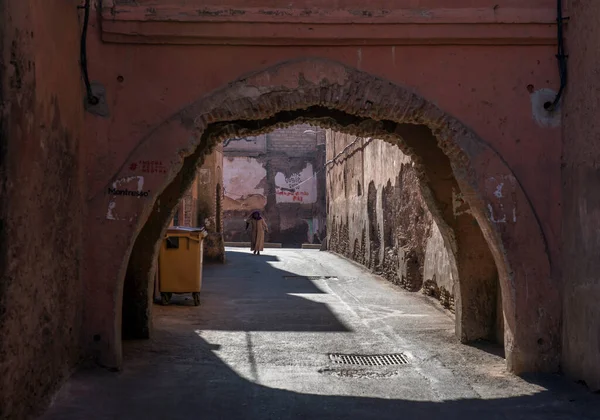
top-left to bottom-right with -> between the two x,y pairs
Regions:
561,0 -> 600,391
80,1 -> 562,376
223,157 -> 267,211
2,1 -> 590,417
87,10 -> 562,272
0,1 -> 85,418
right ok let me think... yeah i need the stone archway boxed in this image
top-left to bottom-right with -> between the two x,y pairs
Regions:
83,58 -> 560,374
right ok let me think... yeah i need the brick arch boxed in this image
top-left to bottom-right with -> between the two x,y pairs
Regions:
84,58 -> 559,375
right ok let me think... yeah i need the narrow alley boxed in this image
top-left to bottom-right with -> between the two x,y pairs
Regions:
43,249 -> 597,420
5,1 -> 600,418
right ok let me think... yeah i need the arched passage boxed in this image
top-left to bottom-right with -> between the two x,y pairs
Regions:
84,58 -> 559,374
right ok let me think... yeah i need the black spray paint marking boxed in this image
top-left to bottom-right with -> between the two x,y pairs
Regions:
107,188 -> 150,198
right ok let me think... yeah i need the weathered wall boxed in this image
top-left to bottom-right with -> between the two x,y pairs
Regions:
181,176 -> 198,228
196,146 -> 225,261
0,0 -> 581,414
223,134 -> 268,233
0,0 -> 85,418
423,224 -> 456,310
223,156 -> 268,212
170,177 -> 198,227
166,147 -> 224,262
561,0 -> 600,391
87,1 -> 563,287
78,1 -> 562,374
326,131 -> 457,310
223,124 -> 327,247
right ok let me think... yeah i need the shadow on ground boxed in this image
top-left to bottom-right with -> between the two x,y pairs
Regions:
41,249 -> 600,420
43,331 -> 600,420
158,249 -> 352,333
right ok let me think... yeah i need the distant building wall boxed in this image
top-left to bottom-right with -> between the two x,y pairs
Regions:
223,125 -> 327,247
169,145 -> 225,261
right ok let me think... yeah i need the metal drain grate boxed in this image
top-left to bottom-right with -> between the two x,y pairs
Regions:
328,353 -> 409,366
284,276 -> 338,280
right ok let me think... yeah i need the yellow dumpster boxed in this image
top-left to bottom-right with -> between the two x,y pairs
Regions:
158,226 -> 208,306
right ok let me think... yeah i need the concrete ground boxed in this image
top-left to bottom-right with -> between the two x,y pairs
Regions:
42,249 -> 599,420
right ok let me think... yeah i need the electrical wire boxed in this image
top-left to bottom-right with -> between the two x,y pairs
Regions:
80,0 -> 99,105
273,136 -> 371,192
222,136 -> 368,199
325,137 -> 371,167
546,0 -> 568,112
223,137 -> 257,148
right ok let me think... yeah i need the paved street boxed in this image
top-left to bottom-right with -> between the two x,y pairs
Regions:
42,249 -> 599,420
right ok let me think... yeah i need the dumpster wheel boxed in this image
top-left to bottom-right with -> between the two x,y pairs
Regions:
161,292 -> 172,306
192,292 -> 201,307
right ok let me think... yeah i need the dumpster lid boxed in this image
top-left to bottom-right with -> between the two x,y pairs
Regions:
166,226 -> 207,233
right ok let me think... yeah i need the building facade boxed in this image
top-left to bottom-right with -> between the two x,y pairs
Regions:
169,146 -> 225,261
223,125 -> 327,247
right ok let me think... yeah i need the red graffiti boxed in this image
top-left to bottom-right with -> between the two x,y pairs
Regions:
130,160 -> 168,174
276,189 -> 309,197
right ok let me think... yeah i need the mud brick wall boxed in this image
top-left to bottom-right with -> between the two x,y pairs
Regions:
326,131 -> 455,311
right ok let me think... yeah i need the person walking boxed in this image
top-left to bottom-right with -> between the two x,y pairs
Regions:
245,211 -> 268,255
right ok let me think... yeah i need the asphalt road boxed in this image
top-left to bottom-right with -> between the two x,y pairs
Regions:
42,248 -> 600,420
